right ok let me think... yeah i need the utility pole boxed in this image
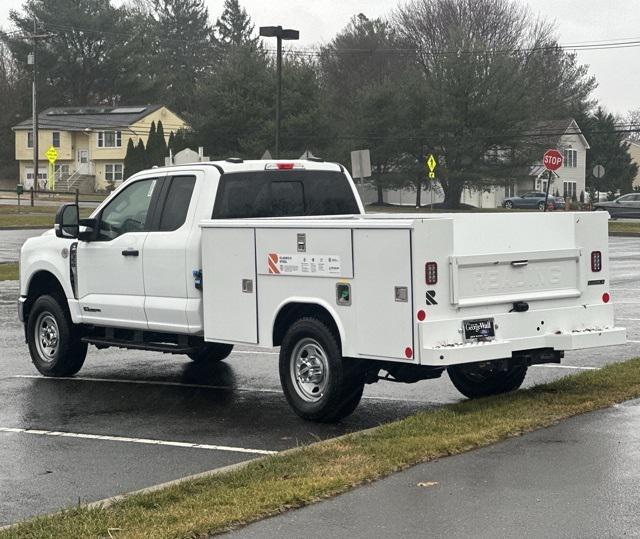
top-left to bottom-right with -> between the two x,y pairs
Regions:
25,22 -> 53,192
259,26 -> 299,159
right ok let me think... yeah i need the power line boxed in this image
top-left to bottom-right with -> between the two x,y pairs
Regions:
20,21 -> 640,57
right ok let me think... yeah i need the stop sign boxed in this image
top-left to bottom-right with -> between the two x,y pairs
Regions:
543,149 -> 563,171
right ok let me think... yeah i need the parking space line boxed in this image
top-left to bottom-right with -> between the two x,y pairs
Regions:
0,426 -> 277,455
530,364 -> 599,371
617,318 -> 640,321
626,340 -> 640,344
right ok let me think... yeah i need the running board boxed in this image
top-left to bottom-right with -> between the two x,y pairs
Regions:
81,337 -> 195,355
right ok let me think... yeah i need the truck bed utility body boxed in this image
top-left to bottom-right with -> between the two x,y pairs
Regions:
18,160 -> 626,421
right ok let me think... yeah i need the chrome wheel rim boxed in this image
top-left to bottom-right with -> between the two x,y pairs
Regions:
34,311 -> 59,362
290,338 -> 329,403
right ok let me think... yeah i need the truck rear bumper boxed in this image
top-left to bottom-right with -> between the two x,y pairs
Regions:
420,326 -> 626,366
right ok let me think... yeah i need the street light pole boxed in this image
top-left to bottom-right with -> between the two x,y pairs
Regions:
259,25 -> 299,159
32,20 -> 38,192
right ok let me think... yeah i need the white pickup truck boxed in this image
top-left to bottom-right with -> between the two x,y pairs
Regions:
19,159 -> 626,422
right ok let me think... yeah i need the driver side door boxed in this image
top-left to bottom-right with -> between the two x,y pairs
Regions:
76,176 -> 163,329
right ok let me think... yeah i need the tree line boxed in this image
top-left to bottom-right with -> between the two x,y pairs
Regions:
0,0 -> 636,206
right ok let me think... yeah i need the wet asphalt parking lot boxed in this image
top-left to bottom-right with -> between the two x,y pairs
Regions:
1,236 -> 640,527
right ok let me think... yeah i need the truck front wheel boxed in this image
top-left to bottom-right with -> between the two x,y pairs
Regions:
26,294 -> 87,377
448,360 -> 527,399
279,317 -> 365,423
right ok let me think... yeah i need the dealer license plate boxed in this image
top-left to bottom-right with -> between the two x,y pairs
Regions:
462,318 -> 495,342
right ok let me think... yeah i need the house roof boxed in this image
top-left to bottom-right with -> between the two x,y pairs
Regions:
527,118 -> 590,150
12,104 -> 166,131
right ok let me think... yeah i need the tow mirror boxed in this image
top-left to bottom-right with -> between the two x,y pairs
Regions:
55,204 -> 79,238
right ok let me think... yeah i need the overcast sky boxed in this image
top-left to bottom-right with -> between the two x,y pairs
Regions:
1,0 -> 638,115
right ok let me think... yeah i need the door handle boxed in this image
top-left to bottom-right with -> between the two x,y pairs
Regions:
121,249 -> 139,257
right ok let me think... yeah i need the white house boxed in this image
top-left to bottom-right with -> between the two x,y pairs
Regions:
462,118 -> 590,207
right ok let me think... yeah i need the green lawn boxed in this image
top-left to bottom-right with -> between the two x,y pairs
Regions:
0,205 -> 93,228
5,357 -> 640,539
609,220 -> 640,234
0,262 -> 18,281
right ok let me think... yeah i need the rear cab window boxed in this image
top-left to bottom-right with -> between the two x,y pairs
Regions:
212,169 -> 360,219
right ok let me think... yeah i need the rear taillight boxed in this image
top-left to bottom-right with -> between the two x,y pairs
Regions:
425,262 -> 438,285
591,251 -> 602,272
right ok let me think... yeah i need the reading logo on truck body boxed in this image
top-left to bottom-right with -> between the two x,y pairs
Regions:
267,253 -> 341,276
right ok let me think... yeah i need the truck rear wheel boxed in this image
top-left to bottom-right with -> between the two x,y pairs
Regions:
279,317 -> 365,423
448,360 -> 527,399
187,342 -> 234,363
26,294 -> 87,377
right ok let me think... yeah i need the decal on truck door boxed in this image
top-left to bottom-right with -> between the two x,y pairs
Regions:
267,253 -> 341,276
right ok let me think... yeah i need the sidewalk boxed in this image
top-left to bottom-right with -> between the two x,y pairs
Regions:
228,399 -> 640,538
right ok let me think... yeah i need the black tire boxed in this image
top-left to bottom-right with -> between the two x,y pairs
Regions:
537,201 -> 545,211
279,317 -> 365,423
187,342 -> 234,363
26,294 -> 87,377
448,360 -> 527,399
504,201 -> 513,209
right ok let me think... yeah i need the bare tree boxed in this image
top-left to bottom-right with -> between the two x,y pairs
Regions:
394,0 -> 596,207
624,108 -> 640,142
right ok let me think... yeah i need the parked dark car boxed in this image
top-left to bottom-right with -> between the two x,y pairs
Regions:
593,193 -> 640,219
503,192 -> 554,211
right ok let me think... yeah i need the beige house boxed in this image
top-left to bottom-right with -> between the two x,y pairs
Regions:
627,139 -> 640,189
13,105 -> 189,191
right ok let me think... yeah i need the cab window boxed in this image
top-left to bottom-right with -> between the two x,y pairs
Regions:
158,176 -> 196,231
98,179 -> 157,240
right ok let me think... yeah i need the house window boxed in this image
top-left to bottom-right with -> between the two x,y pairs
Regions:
52,131 -> 60,147
27,131 -> 33,148
54,164 -> 69,175
563,149 -> 577,168
97,130 -> 122,148
564,181 -> 577,199
105,163 -> 124,183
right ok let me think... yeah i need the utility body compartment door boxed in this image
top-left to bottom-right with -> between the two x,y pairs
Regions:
201,227 -> 258,344
353,229 -> 413,360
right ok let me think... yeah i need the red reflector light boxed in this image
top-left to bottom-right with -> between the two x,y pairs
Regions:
404,347 -> 413,359
277,163 -> 294,170
591,251 -> 602,272
417,310 -> 426,321
425,262 -> 438,285
602,292 -> 610,303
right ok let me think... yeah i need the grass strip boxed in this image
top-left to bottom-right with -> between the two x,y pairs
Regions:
0,263 -> 18,281
3,358 -> 640,539
609,220 -> 640,234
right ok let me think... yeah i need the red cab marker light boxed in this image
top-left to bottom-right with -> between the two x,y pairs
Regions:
277,163 -> 294,170
417,310 -> 426,321
404,347 -> 413,359
602,292 -> 610,303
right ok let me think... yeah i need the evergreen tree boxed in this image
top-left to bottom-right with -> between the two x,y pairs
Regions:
167,131 -> 176,154
136,139 -> 149,170
172,128 -> 190,154
151,0 -> 216,114
214,0 -> 259,49
123,138 -> 137,179
583,108 -> 639,196
146,121 -> 158,165
156,120 -> 168,164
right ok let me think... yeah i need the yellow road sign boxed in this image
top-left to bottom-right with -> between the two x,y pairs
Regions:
426,154 -> 437,179
45,146 -> 58,164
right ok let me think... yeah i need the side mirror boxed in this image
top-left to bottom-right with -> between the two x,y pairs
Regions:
55,204 -> 79,238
